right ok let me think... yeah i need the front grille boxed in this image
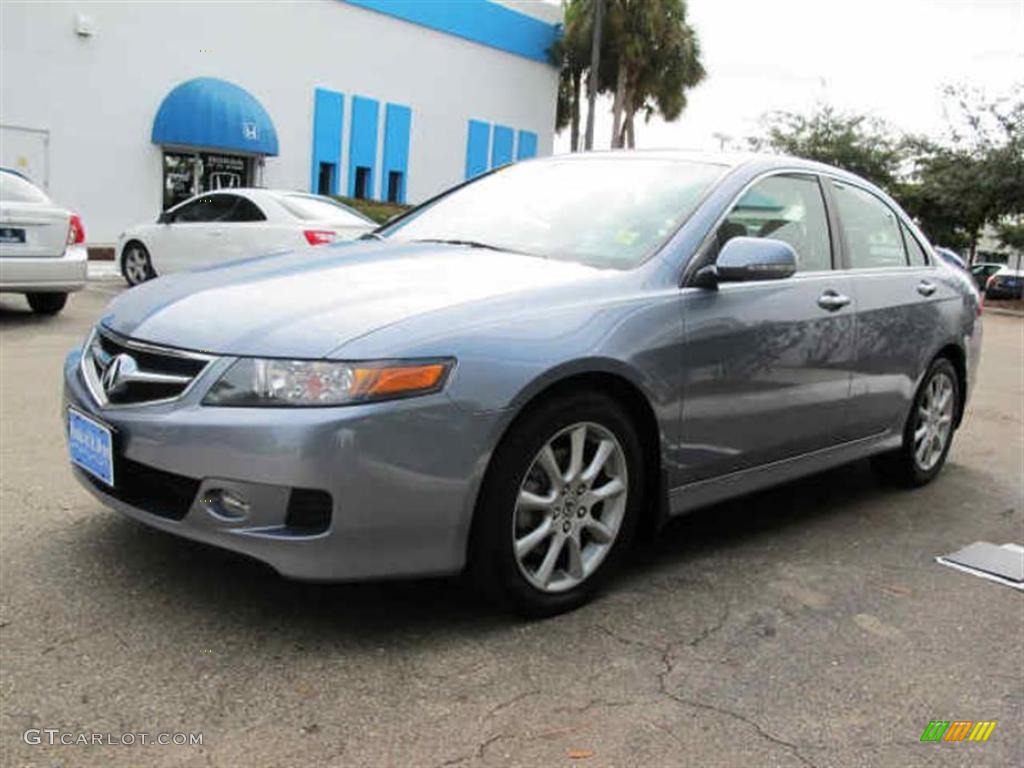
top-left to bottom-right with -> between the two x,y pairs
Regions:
81,455 -> 200,521
285,489 -> 333,534
81,327 -> 214,407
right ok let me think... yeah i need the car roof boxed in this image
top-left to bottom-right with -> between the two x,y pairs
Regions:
548,148 -> 858,176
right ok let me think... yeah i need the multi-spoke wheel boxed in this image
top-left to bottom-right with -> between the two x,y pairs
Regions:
913,371 -> 954,472
121,242 -> 155,286
872,356 -> 961,487
470,391 -> 644,616
514,422 -> 629,593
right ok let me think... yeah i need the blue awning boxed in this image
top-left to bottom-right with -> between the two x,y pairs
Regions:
152,78 -> 279,156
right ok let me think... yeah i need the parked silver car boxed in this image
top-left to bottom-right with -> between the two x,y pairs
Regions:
63,152 -> 982,614
0,168 -> 87,314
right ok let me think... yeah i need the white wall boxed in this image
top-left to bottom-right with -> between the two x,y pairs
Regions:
0,0 -> 558,244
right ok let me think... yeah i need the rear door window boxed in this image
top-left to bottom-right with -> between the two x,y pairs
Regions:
901,223 -> 929,266
172,195 -> 238,223
831,182 -> 907,269
716,174 -> 832,272
223,197 -> 266,222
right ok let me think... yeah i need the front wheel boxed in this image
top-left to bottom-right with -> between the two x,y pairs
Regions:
871,357 -> 960,487
470,391 -> 644,616
121,242 -> 155,286
26,292 -> 68,315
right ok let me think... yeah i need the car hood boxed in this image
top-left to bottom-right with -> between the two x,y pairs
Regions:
100,242 -> 614,358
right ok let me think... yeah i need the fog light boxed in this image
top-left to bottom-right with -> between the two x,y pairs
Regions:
204,488 -> 250,520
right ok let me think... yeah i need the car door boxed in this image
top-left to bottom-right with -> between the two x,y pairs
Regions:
205,195 -> 273,262
677,173 -> 856,484
828,179 -> 950,439
157,194 -> 238,274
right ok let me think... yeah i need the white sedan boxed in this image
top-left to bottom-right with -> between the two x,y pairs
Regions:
116,189 -> 376,286
0,168 -> 87,314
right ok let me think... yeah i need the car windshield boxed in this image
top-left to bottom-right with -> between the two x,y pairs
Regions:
277,194 -> 373,226
382,158 -> 726,269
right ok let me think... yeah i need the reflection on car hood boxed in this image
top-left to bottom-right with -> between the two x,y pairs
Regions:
101,242 -> 610,358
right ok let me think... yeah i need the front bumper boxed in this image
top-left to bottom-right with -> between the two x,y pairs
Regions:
63,348 -> 504,581
0,244 -> 88,292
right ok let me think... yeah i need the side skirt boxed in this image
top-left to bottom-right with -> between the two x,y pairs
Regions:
667,432 -> 901,516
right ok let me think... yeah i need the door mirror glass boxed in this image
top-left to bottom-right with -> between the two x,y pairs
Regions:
716,236 -> 797,282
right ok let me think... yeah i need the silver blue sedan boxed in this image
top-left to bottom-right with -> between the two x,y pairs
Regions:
63,152 -> 982,615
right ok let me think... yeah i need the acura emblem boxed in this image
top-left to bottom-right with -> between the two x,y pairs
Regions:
101,353 -> 137,395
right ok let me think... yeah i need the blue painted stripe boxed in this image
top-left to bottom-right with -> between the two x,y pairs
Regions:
491,125 -> 514,168
516,130 -> 538,160
465,120 -> 491,180
382,103 -> 412,203
348,96 -> 380,198
344,0 -> 560,65
310,88 -> 344,194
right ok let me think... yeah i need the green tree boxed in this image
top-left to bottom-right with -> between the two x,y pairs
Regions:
750,86 -> 1024,260
554,0 -> 705,150
606,0 -> 705,148
749,106 -> 905,188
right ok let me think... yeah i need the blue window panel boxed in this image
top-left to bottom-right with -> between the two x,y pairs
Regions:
348,96 -> 380,199
465,120 -> 491,180
381,103 -> 412,204
310,88 -> 344,194
343,0 -> 560,65
491,125 -> 514,168
516,130 -> 538,160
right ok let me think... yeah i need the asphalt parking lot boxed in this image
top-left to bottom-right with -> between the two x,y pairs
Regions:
1,279 -> 1022,768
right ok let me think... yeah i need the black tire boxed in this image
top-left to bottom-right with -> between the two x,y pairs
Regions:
469,390 -> 645,617
26,292 -> 68,315
121,241 -> 155,286
871,357 -> 960,487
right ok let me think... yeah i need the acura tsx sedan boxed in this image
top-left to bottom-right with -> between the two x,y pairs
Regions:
63,152 -> 982,615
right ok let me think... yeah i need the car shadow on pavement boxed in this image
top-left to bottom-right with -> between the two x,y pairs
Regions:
56,456 -> 919,642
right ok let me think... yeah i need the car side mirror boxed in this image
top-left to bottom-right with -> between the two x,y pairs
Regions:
157,211 -> 173,224
697,236 -> 797,288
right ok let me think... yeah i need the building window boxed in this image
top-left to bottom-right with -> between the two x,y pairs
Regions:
386,171 -> 404,203
354,167 -> 371,200
317,162 -> 335,196
162,151 -> 251,210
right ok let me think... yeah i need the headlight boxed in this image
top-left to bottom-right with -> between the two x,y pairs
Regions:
202,358 -> 453,407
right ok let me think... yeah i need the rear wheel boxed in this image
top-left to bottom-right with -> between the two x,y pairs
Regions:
26,292 -> 67,315
122,242 -> 154,286
871,357 -> 960,487
470,391 -> 643,616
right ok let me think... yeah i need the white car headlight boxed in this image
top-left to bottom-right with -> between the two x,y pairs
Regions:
203,358 -> 453,407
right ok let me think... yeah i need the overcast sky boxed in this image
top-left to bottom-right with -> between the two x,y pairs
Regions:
552,0 -> 1024,153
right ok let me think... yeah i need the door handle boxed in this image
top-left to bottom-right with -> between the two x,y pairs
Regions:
817,290 -> 851,311
917,280 -> 937,297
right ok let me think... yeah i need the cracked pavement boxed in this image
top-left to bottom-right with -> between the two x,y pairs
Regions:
1,286 -> 1022,767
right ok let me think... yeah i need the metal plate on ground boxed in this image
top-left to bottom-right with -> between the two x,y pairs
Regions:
937,542 -> 1024,590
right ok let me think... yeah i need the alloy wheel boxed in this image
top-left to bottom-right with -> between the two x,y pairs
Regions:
123,247 -> 150,285
512,422 -> 629,593
913,371 -> 954,472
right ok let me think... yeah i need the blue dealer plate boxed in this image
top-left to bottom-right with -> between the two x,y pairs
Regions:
68,408 -> 114,486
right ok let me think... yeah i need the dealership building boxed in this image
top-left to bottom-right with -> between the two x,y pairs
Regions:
0,0 -> 561,245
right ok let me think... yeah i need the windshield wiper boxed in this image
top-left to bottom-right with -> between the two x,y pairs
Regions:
411,238 -> 512,252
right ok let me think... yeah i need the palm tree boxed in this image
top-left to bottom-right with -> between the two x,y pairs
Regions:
555,0 -> 706,151
606,0 -> 706,148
